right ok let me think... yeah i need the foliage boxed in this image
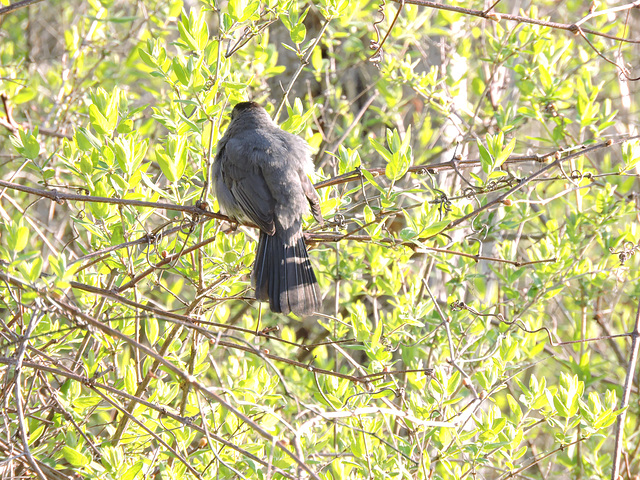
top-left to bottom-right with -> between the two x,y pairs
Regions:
1,0 -> 640,479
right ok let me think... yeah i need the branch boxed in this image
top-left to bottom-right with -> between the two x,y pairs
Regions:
396,0 -> 640,44
0,138 -> 615,233
71,216 -> 210,266
92,387 -> 204,478
313,152 -> 553,190
0,179 -> 225,220
297,406 -> 454,439
70,279 -> 371,384
114,234 -> 219,292
46,297 -> 322,480
0,0 -> 43,17
12,308 -> 46,480
611,293 -> 640,479
446,138 -> 626,230
307,232 -> 557,266
274,16 -> 333,122
0,139 -> 614,267
499,437 -> 586,479
0,358 -> 298,480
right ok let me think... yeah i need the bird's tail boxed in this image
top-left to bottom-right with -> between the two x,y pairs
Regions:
252,230 -> 320,315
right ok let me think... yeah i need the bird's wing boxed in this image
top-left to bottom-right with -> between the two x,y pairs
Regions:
299,171 -> 323,224
218,139 -> 276,235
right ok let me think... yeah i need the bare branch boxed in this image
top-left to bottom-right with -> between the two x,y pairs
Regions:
611,294 -> 640,479
395,0 -> 640,44
0,0 -> 44,16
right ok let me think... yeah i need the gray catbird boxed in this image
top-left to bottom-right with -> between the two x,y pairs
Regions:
212,101 -> 323,315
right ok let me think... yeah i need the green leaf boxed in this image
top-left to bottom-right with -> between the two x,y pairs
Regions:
370,137 -> 393,163
399,227 -> 416,240
117,119 -> 133,134
477,140 -> 493,174
106,89 -> 119,132
7,223 -> 29,253
421,220 -> 448,239
146,318 -> 159,345
178,16 -> 198,51
28,425 -> 45,446
553,392 -> 569,418
61,446 -> 90,467
446,371 -> 461,396
113,137 -> 131,174
198,16 -> 209,50
487,170 -> 508,181
386,152 -> 409,181
13,87 -> 36,104
156,150 -> 173,182
75,127 -> 102,151
89,104 -> 112,135
172,57 -> 189,86
18,257 -> 42,283
538,63 -> 552,91
360,169 -> 385,195
495,137 -> 516,168
30,257 -> 43,281
363,205 -> 375,224
138,47 -> 156,68
311,46 -> 323,72
121,461 -> 144,480
20,129 -> 40,159
513,445 -> 527,460
290,23 -> 306,43
140,172 -> 172,199
351,303 -> 370,341
400,125 -> 412,154
370,317 -> 382,349
228,0 -> 246,20
621,140 -> 640,173
380,126 -> 412,181
155,134 -> 187,183
506,394 -> 522,422
124,364 -> 137,395
11,129 -> 40,160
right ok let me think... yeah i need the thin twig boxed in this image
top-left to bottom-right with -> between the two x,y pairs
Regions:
575,1 -> 640,27
325,93 -> 379,156
307,232 -> 557,265
395,0 -> 640,44
274,16 -> 333,122
611,294 -> 640,479
12,308 -> 46,480
499,438 -> 585,479
447,139 -> 630,230
90,387 -> 204,478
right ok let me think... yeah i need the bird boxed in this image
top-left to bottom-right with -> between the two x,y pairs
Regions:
212,101 -> 323,315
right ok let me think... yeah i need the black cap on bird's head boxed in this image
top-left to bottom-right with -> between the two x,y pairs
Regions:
231,101 -> 263,119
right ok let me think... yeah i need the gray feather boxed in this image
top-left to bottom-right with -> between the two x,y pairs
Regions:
213,101 -> 323,316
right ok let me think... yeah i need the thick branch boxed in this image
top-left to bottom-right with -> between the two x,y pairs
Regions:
0,179 -> 225,220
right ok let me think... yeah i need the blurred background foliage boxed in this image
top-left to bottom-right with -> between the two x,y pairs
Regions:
1,0 -> 640,478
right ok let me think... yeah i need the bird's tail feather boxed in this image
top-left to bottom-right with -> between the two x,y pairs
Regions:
252,231 -> 320,315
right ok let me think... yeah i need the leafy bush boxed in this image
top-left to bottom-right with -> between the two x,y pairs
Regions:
1,0 -> 639,479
